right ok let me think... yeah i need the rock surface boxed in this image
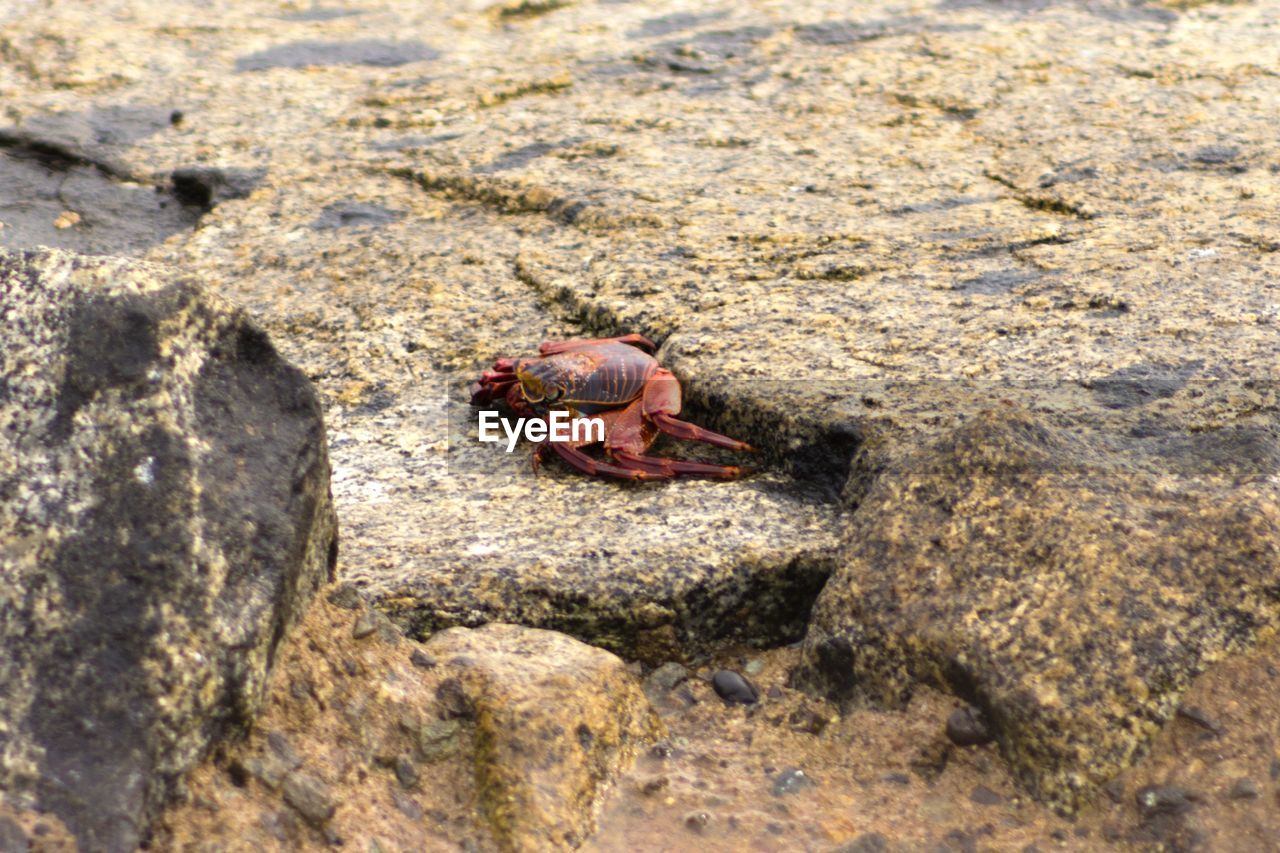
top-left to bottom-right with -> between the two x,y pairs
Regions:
796,407 -> 1280,809
3,0 -> 1280,846
0,249 -> 336,850
155,597 -> 662,851
424,624 -> 665,850
161,604 -> 1280,850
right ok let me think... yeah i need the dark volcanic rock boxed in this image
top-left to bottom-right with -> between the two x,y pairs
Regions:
796,407 -> 1280,811
711,670 -> 759,705
0,249 -> 337,851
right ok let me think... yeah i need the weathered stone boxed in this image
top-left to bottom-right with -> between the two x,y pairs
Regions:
392,754 -> 419,790
352,609 -> 378,639
1227,777 -> 1259,800
418,720 -> 463,763
0,249 -> 336,850
282,771 -> 336,826
409,649 -> 437,669
7,0 -> 1280,846
424,624 -> 664,850
945,706 -> 994,748
711,670 -> 759,706
771,768 -> 815,796
643,662 -> 689,700
970,785 -> 1002,806
1136,784 -> 1194,819
796,409 -> 1280,811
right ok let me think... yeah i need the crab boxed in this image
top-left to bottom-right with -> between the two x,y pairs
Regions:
469,334 -> 756,480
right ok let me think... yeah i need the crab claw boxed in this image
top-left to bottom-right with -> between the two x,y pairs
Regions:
470,357 -> 522,406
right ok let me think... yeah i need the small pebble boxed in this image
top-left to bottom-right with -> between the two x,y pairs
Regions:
1135,784 -> 1192,818
644,662 -> 689,695
1227,777 -> 1259,800
970,785 -> 1002,805
711,670 -> 758,705
352,610 -> 377,639
392,790 -> 423,821
639,776 -> 669,796
772,767 -> 816,796
394,755 -> 419,789
945,705 -> 993,746
832,832 -> 889,853
409,649 -> 436,669
683,811 -> 711,832
418,719 -> 462,762
267,731 -> 302,768
436,678 -> 473,719
1176,705 -> 1225,736
744,658 -> 765,676
283,771 -> 335,825
882,772 -> 910,785
244,755 -> 290,790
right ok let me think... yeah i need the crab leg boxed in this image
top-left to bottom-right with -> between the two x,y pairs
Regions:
640,368 -> 756,452
651,412 -> 756,453
538,334 -> 656,356
612,449 -> 749,480
551,442 -> 669,481
470,378 -> 517,405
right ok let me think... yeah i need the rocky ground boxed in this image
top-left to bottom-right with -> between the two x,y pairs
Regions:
2,0 -> 1278,850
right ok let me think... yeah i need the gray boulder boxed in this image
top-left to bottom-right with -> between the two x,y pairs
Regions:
0,249 -> 337,851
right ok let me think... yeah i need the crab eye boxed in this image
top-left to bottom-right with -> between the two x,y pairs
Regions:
545,386 -> 564,403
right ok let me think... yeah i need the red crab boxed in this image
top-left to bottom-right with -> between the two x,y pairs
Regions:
469,334 -> 756,480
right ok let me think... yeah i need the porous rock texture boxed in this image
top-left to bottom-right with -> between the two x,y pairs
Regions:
0,249 -> 336,850
152,597 -> 662,852
2,0 -> 1280,845
424,624 -> 666,851
795,407 -> 1280,810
